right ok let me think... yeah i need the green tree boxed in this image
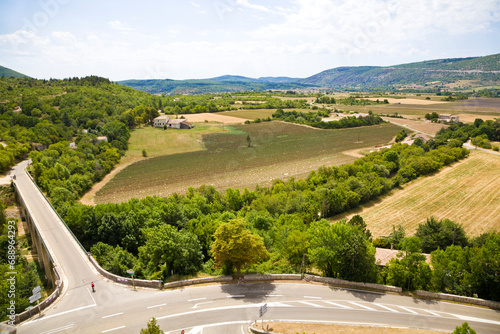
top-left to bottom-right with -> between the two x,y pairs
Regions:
386,237 -> 432,291
466,233 -> 500,301
416,217 -> 468,253
307,220 -> 377,282
140,317 -> 164,334
430,245 -> 470,295
452,322 -> 476,334
138,224 -> 203,279
211,218 -> 269,277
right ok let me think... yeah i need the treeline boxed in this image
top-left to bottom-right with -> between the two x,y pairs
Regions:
431,118 -> 500,149
272,108 -> 384,129
62,143 -> 469,283
159,94 -> 310,115
371,217 -> 499,301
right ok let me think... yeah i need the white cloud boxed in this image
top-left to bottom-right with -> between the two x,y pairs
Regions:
52,31 -> 77,43
108,20 -> 134,31
236,0 -> 271,12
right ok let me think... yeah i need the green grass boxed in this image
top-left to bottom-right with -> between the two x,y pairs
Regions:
96,121 -> 402,203
125,124 -> 227,159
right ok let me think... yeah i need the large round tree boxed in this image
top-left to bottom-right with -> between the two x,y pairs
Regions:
211,219 -> 268,277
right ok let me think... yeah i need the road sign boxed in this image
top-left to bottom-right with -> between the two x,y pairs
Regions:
259,303 -> 268,317
126,269 -> 134,275
32,286 -> 41,294
29,291 -> 41,303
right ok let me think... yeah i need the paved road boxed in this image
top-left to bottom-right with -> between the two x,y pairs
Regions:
12,161 -> 500,334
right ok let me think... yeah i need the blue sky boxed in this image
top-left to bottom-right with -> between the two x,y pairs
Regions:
1,0 -> 499,80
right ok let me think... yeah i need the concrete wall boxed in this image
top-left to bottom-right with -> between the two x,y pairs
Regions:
11,267 -> 64,324
163,276 -> 233,289
88,254 -> 163,289
416,290 -> 500,310
244,274 -> 302,281
305,274 -> 403,293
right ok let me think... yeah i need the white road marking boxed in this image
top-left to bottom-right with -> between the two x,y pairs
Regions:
87,287 -> 97,305
449,313 -> 500,326
188,326 -> 203,333
102,312 -> 123,319
324,301 -> 353,309
188,297 -> 207,302
398,306 -> 419,314
373,303 -> 400,313
22,304 -> 97,324
349,301 -> 375,310
300,301 -> 325,308
241,325 -> 246,334
39,324 -> 74,334
147,303 -> 167,309
304,296 -> 321,299
192,301 -> 213,308
266,294 -> 283,297
422,309 -> 443,317
156,302 -> 291,321
227,295 -> 245,298
102,325 -> 126,333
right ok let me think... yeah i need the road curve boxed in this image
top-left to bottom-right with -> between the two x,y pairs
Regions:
13,162 -> 500,334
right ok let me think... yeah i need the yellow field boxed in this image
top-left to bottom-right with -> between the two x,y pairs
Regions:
332,150 -> 500,238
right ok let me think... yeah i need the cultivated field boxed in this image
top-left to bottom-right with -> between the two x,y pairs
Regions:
94,122 -> 402,204
81,124 -> 227,205
338,97 -> 500,122
221,108 -> 313,120
381,117 -> 447,136
332,150 -> 500,238
365,97 -> 448,105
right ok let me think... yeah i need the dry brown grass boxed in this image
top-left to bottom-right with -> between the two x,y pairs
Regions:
254,322 -> 442,334
365,97 -> 448,105
381,117 -> 447,135
331,150 -> 500,238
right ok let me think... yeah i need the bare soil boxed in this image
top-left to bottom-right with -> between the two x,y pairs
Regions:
253,322 -> 443,334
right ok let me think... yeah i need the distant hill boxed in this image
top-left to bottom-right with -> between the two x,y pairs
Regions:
0,65 -> 30,78
300,54 -> 500,90
118,76 -> 313,95
119,53 -> 500,94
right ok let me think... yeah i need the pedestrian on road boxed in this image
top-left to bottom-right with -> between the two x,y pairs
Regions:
91,282 -> 95,293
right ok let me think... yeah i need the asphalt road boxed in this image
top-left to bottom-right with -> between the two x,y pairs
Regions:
12,161 -> 500,334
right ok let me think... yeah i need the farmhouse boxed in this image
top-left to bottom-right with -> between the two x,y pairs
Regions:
96,136 -> 108,144
154,115 -> 170,128
153,115 -> 193,129
166,119 -> 193,129
375,247 -> 431,266
438,114 -> 459,123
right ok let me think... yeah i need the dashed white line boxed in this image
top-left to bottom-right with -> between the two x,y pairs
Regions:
102,312 -> 123,319
349,301 -> 375,310
188,297 -> 207,302
266,294 -> 283,297
300,301 -> 325,308
324,301 -> 353,309
40,324 -> 74,334
422,309 -> 443,317
304,296 -> 321,299
192,301 -> 213,308
373,303 -> 400,313
398,306 -> 419,314
227,295 -> 245,298
147,303 -> 167,309
102,325 -> 126,333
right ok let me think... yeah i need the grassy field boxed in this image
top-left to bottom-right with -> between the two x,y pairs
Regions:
94,121 -> 402,203
331,150 -> 500,238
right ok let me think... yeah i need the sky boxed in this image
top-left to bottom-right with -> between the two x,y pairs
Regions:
0,0 -> 499,81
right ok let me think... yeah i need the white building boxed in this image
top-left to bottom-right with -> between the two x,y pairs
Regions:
154,115 -> 170,128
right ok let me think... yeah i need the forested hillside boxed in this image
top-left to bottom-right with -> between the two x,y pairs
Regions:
300,53 -> 500,89
0,65 -> 29,79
